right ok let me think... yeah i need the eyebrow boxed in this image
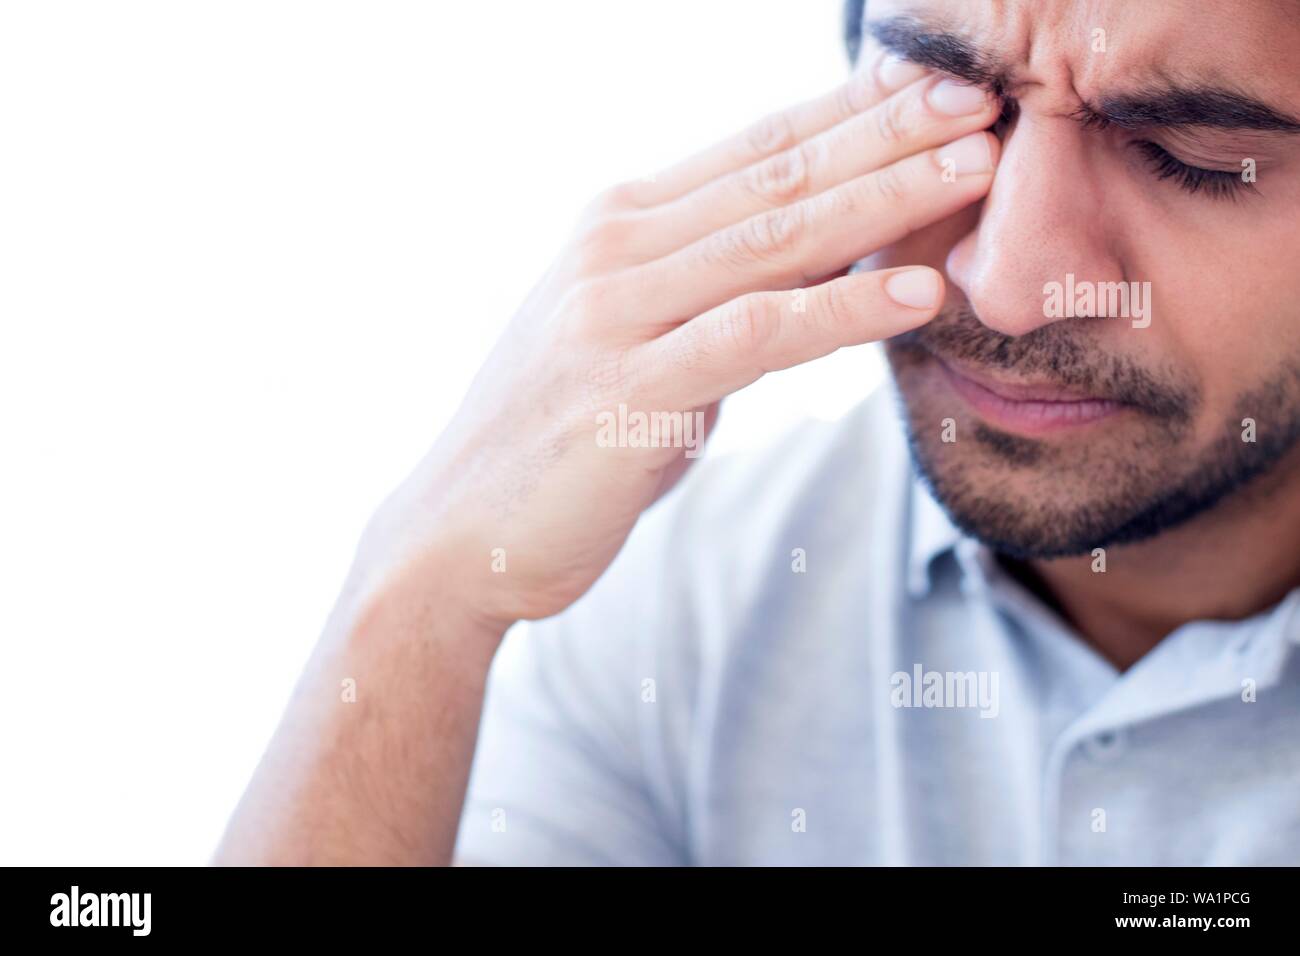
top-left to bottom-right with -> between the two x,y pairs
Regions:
868,16 -> 1300,134
869,16 -> 999,87
1080,91 -> 1300,133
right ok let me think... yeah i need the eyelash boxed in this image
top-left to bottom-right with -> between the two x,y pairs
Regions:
1074,109 -> 1252,201
1133,140 -> 1251,201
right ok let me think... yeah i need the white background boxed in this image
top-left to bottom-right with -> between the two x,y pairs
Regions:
0,0 -> 885,864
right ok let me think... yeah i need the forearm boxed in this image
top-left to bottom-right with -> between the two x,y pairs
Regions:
215,46 -> 990,866
213,557 -> 506,866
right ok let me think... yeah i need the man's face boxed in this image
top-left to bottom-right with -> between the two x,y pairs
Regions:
860,0 -> 1300,558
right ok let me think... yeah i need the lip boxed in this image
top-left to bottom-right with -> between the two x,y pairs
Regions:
934,356 -> 1129,436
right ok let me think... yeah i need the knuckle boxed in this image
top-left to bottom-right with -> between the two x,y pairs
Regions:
818,182 -> 860,220
873,93 -> 910,145
704,226 -> 748,272
741,204 -> 805,262
871,163 -> 909,205
562,277 -> 617,332
585,181 -> 643,217
745,143 -> 812,206
815,280 -> 857,332
835,73 -> 873,120
744,109 -> 797,160
716,293 -> 779,355
570,216 -> 636,275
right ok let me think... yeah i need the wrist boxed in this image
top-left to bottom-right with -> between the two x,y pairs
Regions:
333,543 -> 510,684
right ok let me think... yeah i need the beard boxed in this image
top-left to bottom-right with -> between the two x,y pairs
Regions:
884,306 -> 1300,560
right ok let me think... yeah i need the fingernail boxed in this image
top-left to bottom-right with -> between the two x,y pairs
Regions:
927,78 -> 992,116
885,269 -> 941,310
876,53 -> 927,91
936,131 -> 995,175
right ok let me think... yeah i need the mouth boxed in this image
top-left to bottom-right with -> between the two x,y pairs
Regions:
933,355 -> 1130,436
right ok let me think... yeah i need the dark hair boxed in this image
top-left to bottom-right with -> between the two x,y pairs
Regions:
844,0 -> 867,64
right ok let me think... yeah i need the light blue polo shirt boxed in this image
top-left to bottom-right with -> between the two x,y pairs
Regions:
454,384 -> 1300,865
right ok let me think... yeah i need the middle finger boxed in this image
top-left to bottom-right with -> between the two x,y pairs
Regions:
624,74 -> 1000,263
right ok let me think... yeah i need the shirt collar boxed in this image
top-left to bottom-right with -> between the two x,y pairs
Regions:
902,464 -> 1300,693
906,472 -> 964,599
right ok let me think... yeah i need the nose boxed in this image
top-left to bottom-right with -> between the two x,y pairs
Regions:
946,109 -> 1129,338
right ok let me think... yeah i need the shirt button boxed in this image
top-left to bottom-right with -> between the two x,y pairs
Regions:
1082,729 -> 1127,762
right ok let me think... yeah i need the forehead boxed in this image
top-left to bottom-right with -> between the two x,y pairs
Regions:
861,0 -> 1300,98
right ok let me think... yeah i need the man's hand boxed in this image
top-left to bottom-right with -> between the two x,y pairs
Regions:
215,44 -> 1001,865
360,47 -> 1001,633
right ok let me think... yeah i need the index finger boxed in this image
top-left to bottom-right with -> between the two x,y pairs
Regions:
632,42 -> 928,207
636,266 -> 944,409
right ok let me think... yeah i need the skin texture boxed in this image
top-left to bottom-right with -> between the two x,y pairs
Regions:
860,0 -> 1300,666
215,39 -> 1001,865
216,0 -> 1300,865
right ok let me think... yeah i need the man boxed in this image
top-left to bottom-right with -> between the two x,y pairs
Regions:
216,0 -> 1300,865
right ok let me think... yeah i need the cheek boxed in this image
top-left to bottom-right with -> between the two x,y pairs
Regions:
1189,321 -> 1277,410
1151,271 -> 1290,417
